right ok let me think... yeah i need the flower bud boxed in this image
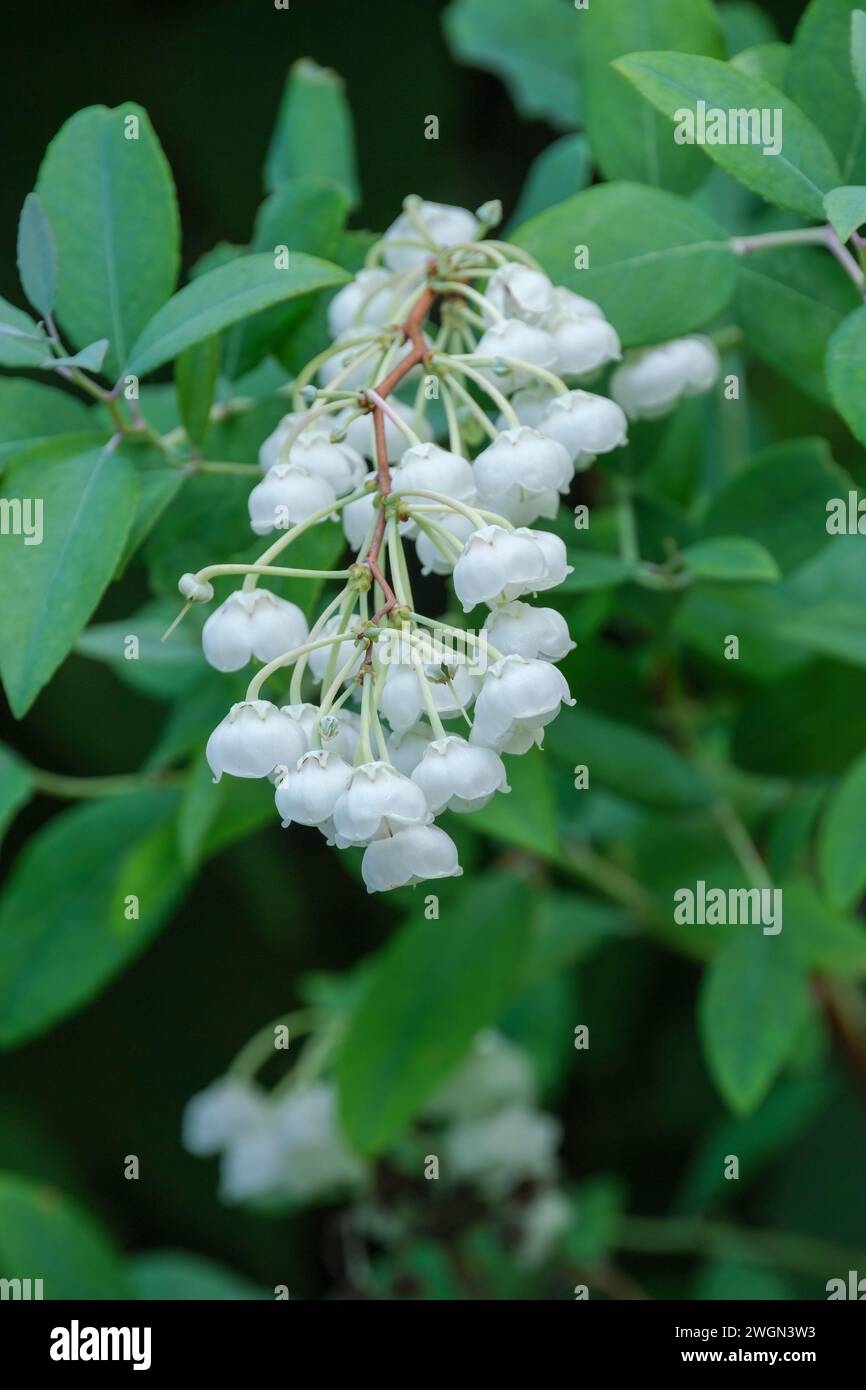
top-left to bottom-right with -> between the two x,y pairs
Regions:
178,572 -> 214,603
361,823 -> 463,892
202,589 -> 309,673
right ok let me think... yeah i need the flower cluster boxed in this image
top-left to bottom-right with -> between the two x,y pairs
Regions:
183,1027 -> 572,1268
174,197 -> 718,892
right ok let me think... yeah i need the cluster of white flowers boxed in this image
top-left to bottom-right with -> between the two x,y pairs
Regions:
183,1027 -> 572,1268
174,197 -> 718,893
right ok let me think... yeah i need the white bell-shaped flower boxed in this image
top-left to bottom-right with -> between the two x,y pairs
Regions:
525,528 -> 572,591
279,701 -> 318,750
327,267 -> 396,338
483,263 -> 555,323
609,335 -> 720,419
206,700 -> 308,781
516,1189 -> 573,1267
340,399 -> 432,461
274,749 -> 353,827
332,760 -> 432,847
410,734 -> 510,813
536,389 -> 628,467
381,199 -> 478,272
392,441 -> 477,510
258,412 -> 309,472
415,511 -> 474,575
475,318 -> 557,392
249,464 -> 336,535
489,487 -> 561,527
342,477 -> 379,550
361,823 -> 463,893
472,426 -> 573,505
548,285 -> 607,319
386,722 -> 436,777
453,524 -> 547,611
443,1104 -> 561,1197
377,634 -> 478,732
308,614 -> 365,683
282,430 -> 366,496
271,1083 -> 366,1200
484,601 -> 575,662
425,1030 -> 536,1121
219,1115 -> 288,1204
470,655 -> 574,751
202,589 -> 309,673
502,383 -> 557,430
182,1077 -> 269,1156
322,708 -> 361,763
545,301 -> 622,378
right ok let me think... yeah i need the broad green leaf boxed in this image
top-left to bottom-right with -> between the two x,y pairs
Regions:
734,241 -> 860,403
827,305 -> 866,445
442,0 -> 582,129
175,335 -> 218,448
44,339 -> 109,372
508,135 -> 591,230
119,463 -> 186,572
718,1 -> 780,54
178,749 -> 225,870
730,41 -> 791,88
0,434 -> 139,718
524,890 -> 631,986
36,103 -> 180,379
335,874 -> 532,1154
693,1262 -> 794,1300
699,928 -> 811,1114
579,0 -> 724,192
615,52 -> 840,217
0,744 -> 32,850
461,747 -> 559,858
564,1178 -> 625,1265
0,296 -> 51,368
784,878 -> 866,973
265,59 -> 359,205
680,536 -> 781,582
74,599 -> 204,700
0,380 -> 91,462
733,661 -> 866,776
16,192 -> 57,317
824,184 -> 866,240
0,1173 -> 131,1299
788,0 -> 866,186
127,252 -> 348,376
560,550 -> 641,591
853,9 -> 866,102
700,438 -> 852,572
0,789 -> 183,1048
512,183 -> 737,345
819,752 -> 866,908
546,705 -> 711,809
128,1250 -> 268,1300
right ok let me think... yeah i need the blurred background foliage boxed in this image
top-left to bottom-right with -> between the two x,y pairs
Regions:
2,0 -> 866,1301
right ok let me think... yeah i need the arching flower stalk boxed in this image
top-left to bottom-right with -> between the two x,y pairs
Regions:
170,196 -> 715,893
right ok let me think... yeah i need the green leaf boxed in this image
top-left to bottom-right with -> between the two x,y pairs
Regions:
16,192 -> 57,317
36,103 -> 180,379
827,305 -> 866,446
734,661 -> 866,776
560,550 -> 641,591
788,0 -> 866,186
0,379 -> 91,462
127,1250 -> 268,1300
265,59 -> 359,205
694,1262 -> 794,1300
564,1177 -> 625,1265
0,296 -> 51,368
462,747 -> 559,858
0,434 -> 139,718
178,749 -> 224,870
819,752 -> 866,908
734,240 -> 859,403
0,789 -> 183,1048
718,1 -> 780,54
0,1173 -> 131,1299
824,184 -> 866,241
119,462 -> 186,572
680,536 -> 781,582
335,874 -> 532,1155
512,183 -> 737,345
853,8 -> 866,103
730,41 -> 791,88
508,135 -> 591,230
43,339 -> 109,372
127,251 -> 348,377
615,52 -> 840,217
0,744 -> 33,851
579,0 -> 724,191
784,878 -> 866,974
699,928 -> 811,1114
175,335 -> 218,448
74,599 -> 205,701
524,890 -> 631,986
546,705 -> 711,809
442,0 -> 582,129
700,438 -> 852,572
